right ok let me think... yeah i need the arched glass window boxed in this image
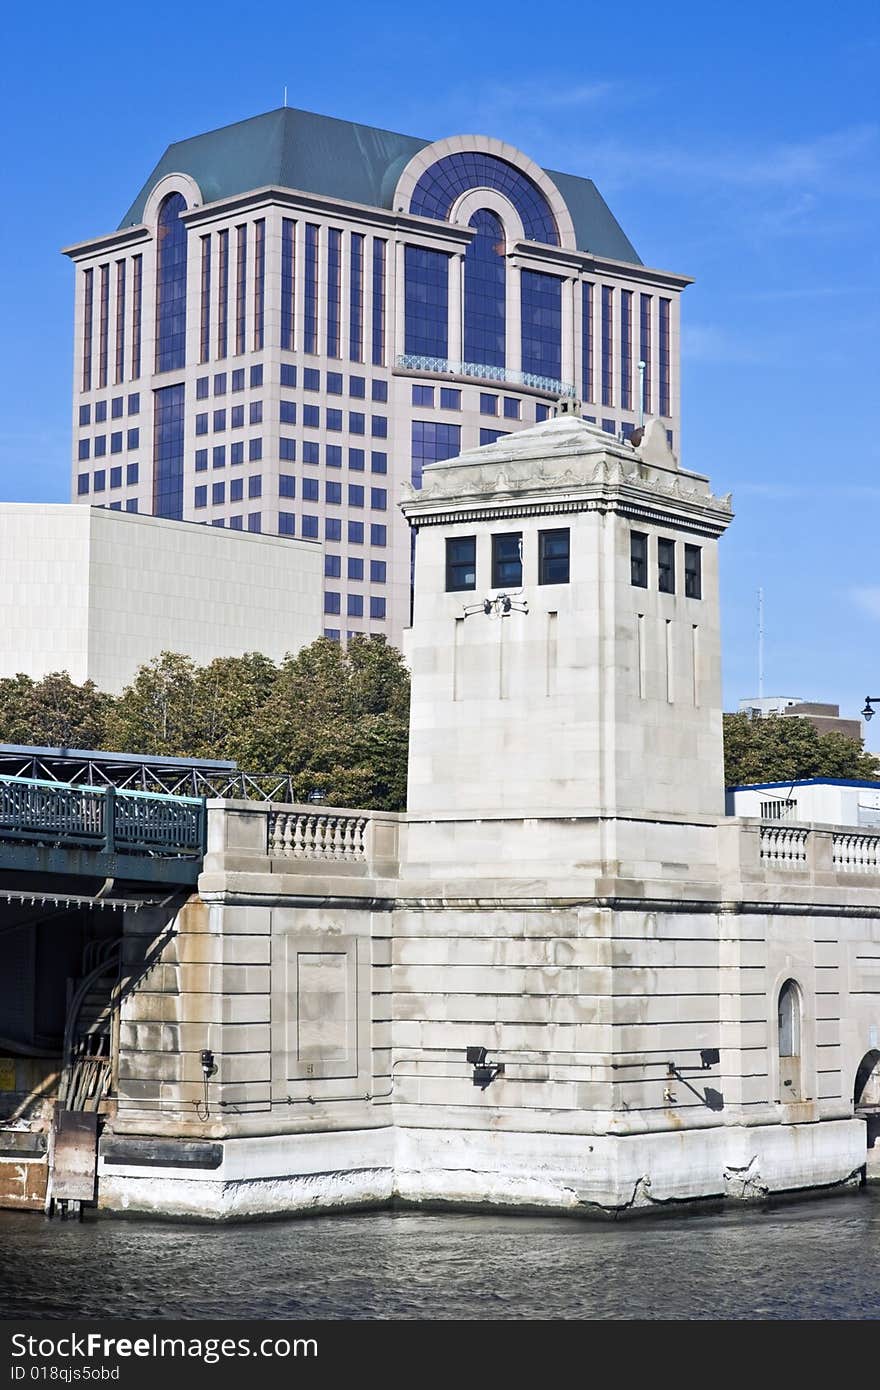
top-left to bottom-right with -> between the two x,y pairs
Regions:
778,979 -> 801,1058
410,153 -> 559,247
155,193 -> 188,373
463,210 -> 506,368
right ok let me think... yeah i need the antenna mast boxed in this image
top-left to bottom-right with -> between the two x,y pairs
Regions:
757,587 -> 764,699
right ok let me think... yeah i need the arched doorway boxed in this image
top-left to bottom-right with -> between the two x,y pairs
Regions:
854,1050 -> 880,1177
777,979 -> 802,1102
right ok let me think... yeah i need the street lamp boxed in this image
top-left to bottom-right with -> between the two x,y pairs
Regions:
862,697 -> 880,722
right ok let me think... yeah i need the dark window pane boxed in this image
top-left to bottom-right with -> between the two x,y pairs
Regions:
631,531 -> 648,588
539,529 -> 570,585
492,532 -> 522,589
446,536 -> 476,592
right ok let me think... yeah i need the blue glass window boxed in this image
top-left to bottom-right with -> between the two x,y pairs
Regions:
371,416 -> 387,438
349,375 -> 365,398
280,438 -> 296,461
231,441 -> 244,465
247,513 -> 261,533
326,517 -> 342,541
126,462 -> 139,485
536,403 -> 550,422
601,286 -> 614,407
620,289 -> 633,411
280,362 -> 297,388
229,515 -> 242,530
304,224 -> 319,354
411,420 -> 461,488
370,596 -> 386,620
94,435 -> 106,457
213,446 -> 225,468
464,209 -> 506,368
349,412 -> 365,435
126,499 -> 138,513
213,409 -> 226,432
303,478 -> 319,501
250,364 -> 263,389
503,397 -> 520,420
131,257 -> 142,380
248,475 -> 261,499
231,405 -> 244,430
127,428 -> 139,449
640,294 -> 652,415
582,282 -> 594,403
303,367 -> 320,391
405,247 -> 448,357
370,524 -> 386,546
281,219 -> 296,352
81,268 -> 93,392
279,512 -> 295,536
372,239 -> 386,366
350,232 -> 364,362
480,428 -> 509,445
77,474 -> 89,495
412,385 -> 434,406
212,482 -> 225,505
521,271 -> 562,381
95,401 -> 107,423
195,414 -> 208,436
249,401 -> 262,425
371,452 -> 387,474
217,230 -> 229,360
602,418 -> 615,434
154,193 -> 187,373
480,394 -> 497,415
659,299 -> 671,417
327,409 -> 343,432
327,445 -> 342,468
303,442 -> 319,465
194,485 -> 207,508
440,387 -> 460,409
372,380 -> 388,403
349,449 -> 364,470
111,397 -> 123,419
327,372 -> 343,395
348,594 -> 364,618
109,465 -> 122,488
195,449 -> 208,471
231,368 -> 245,392
348,484 -> 364,507
248,438 -> 262,462
235,224 -> 247,356
410,152 -> 559,246
93,470 -> 106,491
303,405 -> 319,429
349,520 -> 364,544
154,383 -> 185,518
230,478 -> 243,502
326,228 -> 342,358
78,439 -> 90,461
370,560 -> 386,583
324,592 -> 341,614
302,515 -> 319,539
196,377 -> 209,401
348,557 -> 364,581
200,236 -> 211,364
325,554 -> 341,578
326,481 -> 342,504
280,401 -> 296,425
253,220 -> 265,351
279,475 -> 296,498
128,392 -> 140,415
371,488 -> 387,510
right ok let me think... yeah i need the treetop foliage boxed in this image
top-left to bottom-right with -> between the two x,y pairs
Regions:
723,711 -> 880,787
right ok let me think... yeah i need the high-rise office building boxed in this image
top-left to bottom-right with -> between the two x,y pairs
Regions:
64,107 -> 689,645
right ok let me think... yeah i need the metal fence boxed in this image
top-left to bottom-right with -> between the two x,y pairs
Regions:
0,775 -> 205,857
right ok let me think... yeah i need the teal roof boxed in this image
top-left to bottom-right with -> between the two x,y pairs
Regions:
120,107 -> 642,264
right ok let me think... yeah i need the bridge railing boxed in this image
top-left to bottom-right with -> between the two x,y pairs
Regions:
0,775 -> 206,858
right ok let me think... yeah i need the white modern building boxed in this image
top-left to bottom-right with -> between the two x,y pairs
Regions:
0,504 -> 322,693
728,779 -> 880,828
63,106 -> 689,649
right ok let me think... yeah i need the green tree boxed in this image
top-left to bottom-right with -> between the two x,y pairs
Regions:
236,636 -> 410,809
104,652 -> 200,757
191,653 -> 280,762
723,712 -> 880,786
0,671 -> 113,749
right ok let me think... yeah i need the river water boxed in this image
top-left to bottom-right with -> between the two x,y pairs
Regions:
1,1188 -> 879,1320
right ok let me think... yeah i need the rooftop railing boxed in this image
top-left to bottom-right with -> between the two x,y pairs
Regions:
0,775 -> 206,858
395,354 -> 576,399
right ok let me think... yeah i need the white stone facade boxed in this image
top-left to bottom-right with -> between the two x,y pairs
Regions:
0,504 -> 322,693
98,417 -> 880,1220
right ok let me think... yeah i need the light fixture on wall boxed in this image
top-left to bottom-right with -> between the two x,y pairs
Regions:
466,1045 -> 506,1089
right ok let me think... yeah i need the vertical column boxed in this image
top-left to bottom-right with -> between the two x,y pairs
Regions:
572,278 -> 583,401
448,252 -> 463,367
506,258 -> 521,374
562,277 -> 577,391
394,239 -> 406,362
263,210 -> 283,354
294,220 -> 306,352
341,226 -> 353,362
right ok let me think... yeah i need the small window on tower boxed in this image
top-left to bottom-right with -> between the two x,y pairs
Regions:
446,536 -> 476,592
492,533 -> 522,589
630,531 -> 648,588
538,529 -> 570,585
684,545 -> 702,599
658,538 -> 675,594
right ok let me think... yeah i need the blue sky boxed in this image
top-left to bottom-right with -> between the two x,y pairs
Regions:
2,0 -> 878,736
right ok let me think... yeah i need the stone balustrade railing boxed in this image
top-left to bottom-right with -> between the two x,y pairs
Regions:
831,832 -> 880,873
759,825 -> 809,866
744,821 -> 880,881
268,811 -> 370,861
